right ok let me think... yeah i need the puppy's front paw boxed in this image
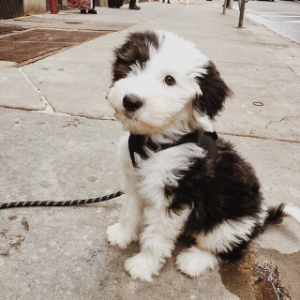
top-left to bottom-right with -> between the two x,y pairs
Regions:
106,223 -> 137,249
125,253 -> 159,282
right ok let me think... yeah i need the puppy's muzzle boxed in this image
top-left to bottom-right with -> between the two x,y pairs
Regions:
123,94 -> 144,112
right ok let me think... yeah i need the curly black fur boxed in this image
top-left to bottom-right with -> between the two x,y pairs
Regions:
112,31 -> 159,82
165,139 -> 264,261
194,61 -> 232,119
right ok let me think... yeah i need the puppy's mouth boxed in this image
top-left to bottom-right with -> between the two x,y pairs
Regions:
113,108 -> 136,121
114,109 -> 156,134
124,110 -> 136,120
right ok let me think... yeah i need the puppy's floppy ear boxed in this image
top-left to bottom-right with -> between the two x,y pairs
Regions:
194,61 -> 231,119
112,31 -> 159,82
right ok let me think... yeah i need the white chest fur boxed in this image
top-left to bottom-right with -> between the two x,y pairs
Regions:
119,135 -> 206,209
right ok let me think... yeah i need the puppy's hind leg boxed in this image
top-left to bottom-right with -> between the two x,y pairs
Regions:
176,246 -> 218,277
177,214 -> 263,277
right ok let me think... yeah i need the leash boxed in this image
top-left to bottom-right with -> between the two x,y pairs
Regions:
0,131 -> 218,210
0,191 -> 124,210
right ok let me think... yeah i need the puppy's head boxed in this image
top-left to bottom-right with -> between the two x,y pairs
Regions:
107,30 -> 231,134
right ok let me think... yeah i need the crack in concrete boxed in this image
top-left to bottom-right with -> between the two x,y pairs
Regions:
0,103 -> 299,143
286,64 -> 300,78
265,115 -> 300,129
0,105 -> 42,112
219,131 -> 300,144
0,105 -> 298,143
150,7 -> 179,20
0,105 -> 118,123
18,67 -> 55,113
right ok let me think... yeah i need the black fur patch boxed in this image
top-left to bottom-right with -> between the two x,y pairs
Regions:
165,138 -> 265,261
218,224 -> 263,262
195,61 -> 231,119
218,240 -> 249,262
220,204 -> 287,261
265,204 -> 286,225
112,31 -> 160,82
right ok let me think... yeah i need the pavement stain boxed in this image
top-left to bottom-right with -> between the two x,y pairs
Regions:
219,247 -> 297,300
63,118 -> 81,128
21,217 -> 29,232
0,216 -> 29,256
88,176 -> 98,183
10,235 -> 25,249
0,229 -> 25,257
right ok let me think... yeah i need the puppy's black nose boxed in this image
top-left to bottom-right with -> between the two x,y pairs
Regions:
123,95 -> 143,112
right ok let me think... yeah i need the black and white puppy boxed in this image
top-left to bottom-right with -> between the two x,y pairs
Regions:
106,30 -> 300,282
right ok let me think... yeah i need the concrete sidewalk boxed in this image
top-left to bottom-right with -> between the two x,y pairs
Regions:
0,1 -> 299,299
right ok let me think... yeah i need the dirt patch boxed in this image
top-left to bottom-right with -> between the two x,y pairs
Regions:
253,262 -> 290,300
219,252 -> 257,300
88,176 -> 98,182
259,248 -> 300,300
10,235 -> 25,249
219,246 -> 298,300
0,230 -> 25,257
0,217 -> 30,256
21,217 -> 29,232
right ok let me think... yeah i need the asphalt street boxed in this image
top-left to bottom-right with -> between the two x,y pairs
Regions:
239,0 -> 300,44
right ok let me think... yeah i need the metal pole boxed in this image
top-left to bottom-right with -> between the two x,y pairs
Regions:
50,0 -> 58,14
238,0 -> 246,28
222,0 -> 228,15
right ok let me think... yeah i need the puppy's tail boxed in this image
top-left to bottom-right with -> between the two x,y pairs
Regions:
264,203 -> 300,226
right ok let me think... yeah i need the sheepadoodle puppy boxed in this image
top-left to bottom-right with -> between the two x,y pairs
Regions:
106,30 -> 300,282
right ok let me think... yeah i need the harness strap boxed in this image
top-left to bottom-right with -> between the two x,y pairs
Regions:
128,130 -> 218,168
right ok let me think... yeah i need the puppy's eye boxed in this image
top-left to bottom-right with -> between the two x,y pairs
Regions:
165,75 -> 176,86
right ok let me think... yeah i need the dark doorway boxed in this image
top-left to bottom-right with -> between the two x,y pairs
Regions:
0,0 -> 24,19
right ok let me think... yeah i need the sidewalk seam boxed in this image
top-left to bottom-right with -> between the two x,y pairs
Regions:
149,7 -> 179,20
0,103 -> 298,143
219,131 -> 300,144
19,67 -> 55,113
0,105 -> 118,122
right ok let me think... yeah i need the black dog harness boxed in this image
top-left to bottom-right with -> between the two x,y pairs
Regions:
128,130 -> 218,168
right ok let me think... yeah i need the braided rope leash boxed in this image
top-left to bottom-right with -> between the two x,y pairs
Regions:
0,191 -> 124,210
